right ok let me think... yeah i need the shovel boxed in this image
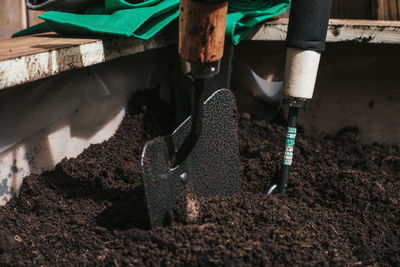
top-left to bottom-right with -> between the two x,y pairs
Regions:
141,0 -> 240,229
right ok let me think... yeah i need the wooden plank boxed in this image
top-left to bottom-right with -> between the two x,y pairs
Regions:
0,0 -> 27,40
277,9 -> 290,19
27,10 -> 45,27
0,34 -> 98,62
277,1 -> 372,20
0,31 -> 177,90
398,0 -> 400,18
1,19 -> 400,91
0,94 -> 127,205
233,42 -> 400,145
372,0 -> 400,20
250,19 -> 400,44
301,43 -> 400,144
0,49 -> 155,204
331,0 -> 372,19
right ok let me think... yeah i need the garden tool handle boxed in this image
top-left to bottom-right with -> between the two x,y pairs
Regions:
283,0 -> 332,106
173,0 -> 228,167
269,0 -> 332,195
179,0 -> 228,79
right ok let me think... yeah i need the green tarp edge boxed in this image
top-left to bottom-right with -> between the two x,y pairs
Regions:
14,0 -> 290,45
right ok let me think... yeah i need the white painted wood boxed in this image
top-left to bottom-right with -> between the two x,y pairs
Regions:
0,94 -> 127,205
0,51 -> 156,205
0,32 -> 177,90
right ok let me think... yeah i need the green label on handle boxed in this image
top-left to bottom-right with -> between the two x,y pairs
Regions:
283,127 -> 296,166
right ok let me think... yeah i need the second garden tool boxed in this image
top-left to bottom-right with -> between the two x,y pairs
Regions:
267,0 -> 333,194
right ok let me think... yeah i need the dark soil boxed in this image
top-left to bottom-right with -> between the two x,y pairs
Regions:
0,91 -> 399,266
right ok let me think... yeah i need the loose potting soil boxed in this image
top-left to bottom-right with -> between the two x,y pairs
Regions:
0,91 -> 399,266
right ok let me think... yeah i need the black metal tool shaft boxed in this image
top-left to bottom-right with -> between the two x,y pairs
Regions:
278,107 -> 298,193
173,79 -> 205,167
175,0 -> 228,167
267,107 -> 298,195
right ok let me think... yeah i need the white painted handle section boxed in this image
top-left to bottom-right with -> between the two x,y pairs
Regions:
283,47 -> 321,99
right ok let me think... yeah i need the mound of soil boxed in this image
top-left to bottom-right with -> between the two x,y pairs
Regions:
0,91 -> 399,266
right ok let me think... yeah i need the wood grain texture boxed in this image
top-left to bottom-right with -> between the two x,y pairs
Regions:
0,34 -> 98,62
234,42 -> 400,145
304,42 -> 400,145
372,0 -> 400,20
398,0 -> 400,18
331,0 -> 372,19
279,0 -> 372,20
1,19 -> 400,90
0,0 -> 26,40
0,30 -> 177,90
277,9 -> 290,19
250,19 -> 400,44
0,94 -> 127,205
178,0 -> 227,63
28,10 -> 45,27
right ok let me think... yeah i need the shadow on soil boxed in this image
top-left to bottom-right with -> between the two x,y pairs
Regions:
44,167 -> 151,230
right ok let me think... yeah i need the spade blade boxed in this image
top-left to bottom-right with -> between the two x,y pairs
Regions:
141,89 -> 240,228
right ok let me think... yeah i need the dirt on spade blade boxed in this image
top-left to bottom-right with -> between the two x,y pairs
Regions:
0,91 -> 399,266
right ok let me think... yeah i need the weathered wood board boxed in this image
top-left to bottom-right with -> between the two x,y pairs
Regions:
233,41 -> 400,145
250,19 -> 400,44
0,31 -> 177,90
2,19 -> 400,91
372,0 -> 400,20
27,10 -> 44,27
0,94 -> 126,205
0,51 -> 156,205
0,0 -> 27,40
331,0 -> 372,19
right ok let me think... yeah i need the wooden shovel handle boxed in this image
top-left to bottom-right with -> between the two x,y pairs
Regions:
178,0 -> 228,63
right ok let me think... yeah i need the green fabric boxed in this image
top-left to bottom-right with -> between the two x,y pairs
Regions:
14,0 -> 290,45
227,0 -> 289,44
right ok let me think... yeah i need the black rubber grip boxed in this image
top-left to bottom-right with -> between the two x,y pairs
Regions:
286,0 -> 332,52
